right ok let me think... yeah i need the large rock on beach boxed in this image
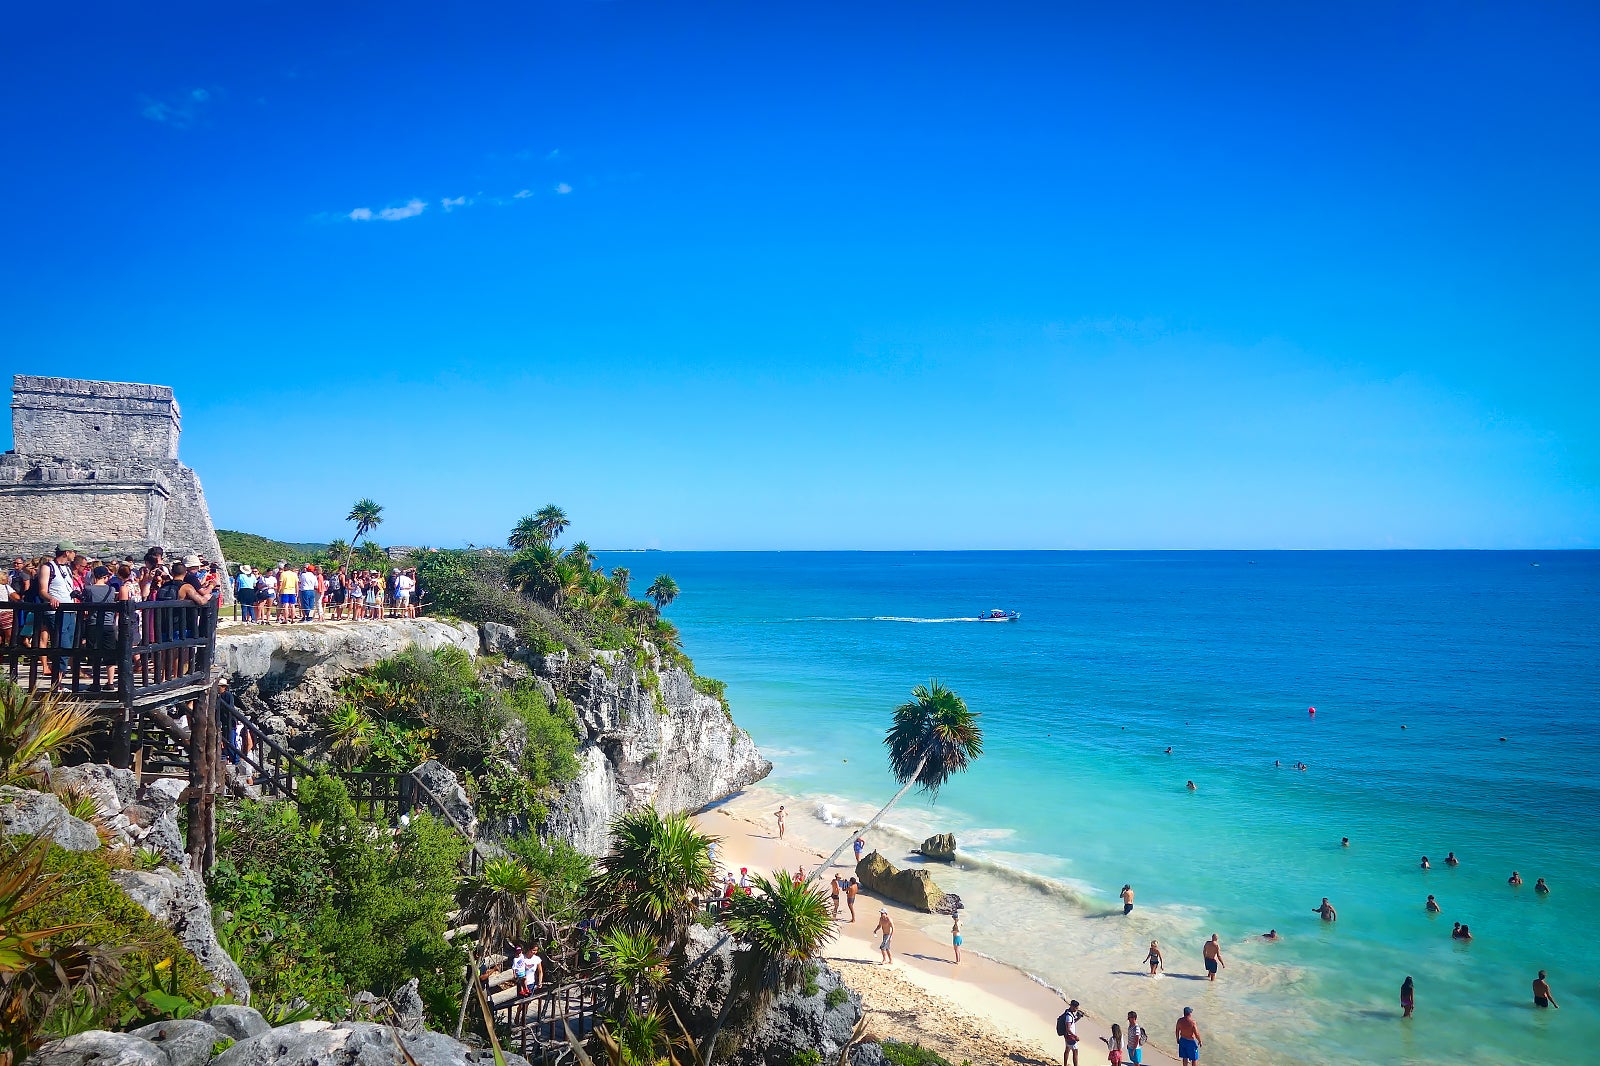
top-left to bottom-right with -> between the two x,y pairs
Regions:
917,833 -> 957,861
856,851 -> 947,912
0,786 -> 101,851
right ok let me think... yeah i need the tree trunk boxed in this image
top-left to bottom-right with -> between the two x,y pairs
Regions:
805,753 -> 928,886
186,691 -> 215,871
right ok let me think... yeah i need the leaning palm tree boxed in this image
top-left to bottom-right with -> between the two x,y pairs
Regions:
457,856 -> 542,957
341,498 -> 384,576
705,870 -> 835,1063
534,504 -> 570,545
645,575 -> 679,615
585,808 -> 717,952
807,682 -> 983,884
0,681 -> 95,787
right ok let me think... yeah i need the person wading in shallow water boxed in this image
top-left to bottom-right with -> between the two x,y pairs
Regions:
1202,934 -> 1225,981
1121,884 -> 1135,915
1533,970 -> 1559,1009
1400,975 -> 1415,1018
1144,941 -> 1164,975
1313,897 -> 1338,921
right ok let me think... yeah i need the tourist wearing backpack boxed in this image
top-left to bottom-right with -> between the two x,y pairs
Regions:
1124,1013 -> 1145,1065
1057,999 -> 1083,1066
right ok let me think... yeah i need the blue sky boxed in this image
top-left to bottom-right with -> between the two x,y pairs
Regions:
2,1 -> 1596,549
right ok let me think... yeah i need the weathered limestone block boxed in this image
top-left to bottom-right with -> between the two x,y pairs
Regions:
917,832 -> 957,861
0,785 -> 101,851
855,851 -> 947,912
109,866 -> 250,1001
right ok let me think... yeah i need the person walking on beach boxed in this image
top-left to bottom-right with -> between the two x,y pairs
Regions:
774,804 -> 786,840
830,874 -> 842,918
951,913 -> 962,964
1144,940 -> 1164,975
1125,1013 -> 1145,1066
1532,970 -> 1559,1009
1175,1007 -> 1202,1065
874,909 -> 895,964
1400,975 -> 1415,1018
1059,999 -> 1082,1066
1313,897 -> 1338,921
1202,934 -> 1225,981
846,877 -> 859,922
1121,884 -> 1135,915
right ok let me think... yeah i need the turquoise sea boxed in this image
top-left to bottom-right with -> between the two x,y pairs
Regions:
602,550 -> 1599,1066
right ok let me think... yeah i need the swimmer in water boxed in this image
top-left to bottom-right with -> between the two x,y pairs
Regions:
1341,837 -> 1350,848
1453,924 -> 1473,941
1508,871 -> 1523,886
1420,856 -> 1431,870
1444,852 -> 1459,867
1185,780 -> 1197,791
1535,877 -> 1550,894
1260,929 -> 1280,941
1532,970 -> 1559,1009
1313,897 -> 1338,922
1426,895 -> 1440,913
1165,747 -> 1173,755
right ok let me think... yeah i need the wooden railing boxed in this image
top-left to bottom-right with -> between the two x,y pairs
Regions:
0,599 -> 217,713
493,977 -> 619,1063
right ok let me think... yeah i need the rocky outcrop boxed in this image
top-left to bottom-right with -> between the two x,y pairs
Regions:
34,1019 -> 527,1066
109,865 -> 250,1001
0,785 -> 101,851
916,833 -> 956,861
411,760 -> 477,838
538,650 -> 770,855
673,924 -> 864,1066
216,618 -> 479,689
856,851 -> 946,912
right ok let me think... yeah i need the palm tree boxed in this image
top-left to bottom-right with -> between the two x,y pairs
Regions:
508,515 -> 545,552
567,540 -> 595,571
357,540 -> 387,565
534,504 -> 570,545
705,871 -> 835,1063
457,856 -> 542,957
645,575 -> 679,615
508,545 -> 565,607
326,539 -> 350,563
323,706 -> 375,770
585,809 -> 717,952
807,682 -> 983,884
595,927 -> 671,1010
342,499 -> 384,576
610,567 -> 632,599
0,682 -> 95,786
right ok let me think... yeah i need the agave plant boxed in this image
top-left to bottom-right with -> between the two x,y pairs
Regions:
0,681 -> 96,787
0,834 -> 124,1064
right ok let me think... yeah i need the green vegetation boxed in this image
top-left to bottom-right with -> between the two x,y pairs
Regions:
215,530 -> 323,572
207,775 -> 466,1022
824,985 -> 848,1010
341,498 -> 385,578
4,838 -> 215,1053
810,682 -> 984,883
327,645 -> 579,832
880,1043 -> 964,1066
0,682 -> 96,786
789,1052 -> 821,1066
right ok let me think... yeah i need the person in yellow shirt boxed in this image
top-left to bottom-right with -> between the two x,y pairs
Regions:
278,566 -> 298,624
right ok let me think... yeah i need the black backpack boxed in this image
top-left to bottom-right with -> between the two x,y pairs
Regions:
156,580 -> 182,601
1056,1010 -> 1069,1037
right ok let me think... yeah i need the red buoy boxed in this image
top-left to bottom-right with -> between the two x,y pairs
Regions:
1308,706 -> 1317,717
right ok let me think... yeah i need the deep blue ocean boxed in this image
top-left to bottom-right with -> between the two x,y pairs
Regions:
601,550 -> 1599,1065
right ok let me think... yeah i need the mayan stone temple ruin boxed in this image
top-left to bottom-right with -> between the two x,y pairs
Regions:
0,374 -> 226,566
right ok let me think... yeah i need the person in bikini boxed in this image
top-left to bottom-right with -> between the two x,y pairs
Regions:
1144,940 -> 1164,975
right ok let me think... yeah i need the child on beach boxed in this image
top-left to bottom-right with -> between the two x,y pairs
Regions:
1102,1022 -> 1125,1064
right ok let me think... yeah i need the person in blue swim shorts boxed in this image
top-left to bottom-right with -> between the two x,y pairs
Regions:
1175,1006 -> 1202,1063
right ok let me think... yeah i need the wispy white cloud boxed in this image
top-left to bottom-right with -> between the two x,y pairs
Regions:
347,198 -> 427,222
554,183 -> 572,195
441,196 -> 470,211
140,87 -> 214,129
513,189 -> 533,199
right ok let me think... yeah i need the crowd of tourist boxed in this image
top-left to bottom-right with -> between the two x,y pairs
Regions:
230,561 -> 422,623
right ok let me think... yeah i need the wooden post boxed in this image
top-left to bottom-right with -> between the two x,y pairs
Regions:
186,689 -> 219,872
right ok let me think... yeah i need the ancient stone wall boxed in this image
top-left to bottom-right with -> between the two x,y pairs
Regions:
1,376 -> 226,581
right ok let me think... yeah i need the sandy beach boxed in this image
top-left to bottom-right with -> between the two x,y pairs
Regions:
697,801 -> 1181,1066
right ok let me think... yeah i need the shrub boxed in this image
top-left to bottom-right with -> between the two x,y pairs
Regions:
881,1043 -> 958,1066
801,962 -> 820,998
824,985 -> 849,1010
791,1053 -> 821,1066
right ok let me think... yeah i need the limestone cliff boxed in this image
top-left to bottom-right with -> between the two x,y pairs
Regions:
214,618 -> 769,853
532,648 -> 771,855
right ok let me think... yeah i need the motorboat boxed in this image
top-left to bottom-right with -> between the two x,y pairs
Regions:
978,609 -> 1020,622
